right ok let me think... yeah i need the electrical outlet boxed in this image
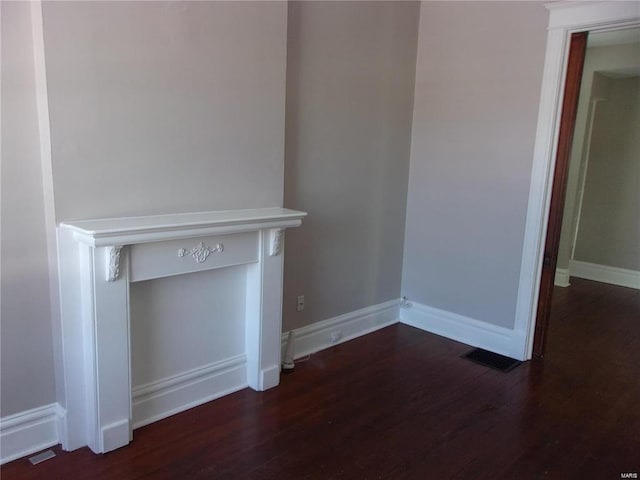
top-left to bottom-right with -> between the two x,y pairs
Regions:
297,295 -> 305,312
330,330 -> 342,344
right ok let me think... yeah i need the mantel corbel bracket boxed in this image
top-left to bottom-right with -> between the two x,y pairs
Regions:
107,245 -> 124,282
269,228 -> 283,256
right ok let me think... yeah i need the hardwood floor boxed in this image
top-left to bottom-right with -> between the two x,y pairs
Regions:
3,278 -> 639,479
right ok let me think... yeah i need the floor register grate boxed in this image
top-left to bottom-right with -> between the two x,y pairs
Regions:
462,348 -> 522,372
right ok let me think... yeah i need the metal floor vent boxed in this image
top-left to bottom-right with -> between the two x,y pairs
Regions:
462,348 -> 522,372
29,449 -> 56,465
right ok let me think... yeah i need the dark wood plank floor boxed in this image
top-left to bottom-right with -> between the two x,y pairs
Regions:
3,278 -> 639,479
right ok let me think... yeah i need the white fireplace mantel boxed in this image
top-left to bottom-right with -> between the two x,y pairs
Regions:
57,207 -> 306,454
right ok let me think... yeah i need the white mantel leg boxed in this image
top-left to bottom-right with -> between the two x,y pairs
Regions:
245,229 -> 285,390
57,228 -> 88,451
87,246 -> 132,453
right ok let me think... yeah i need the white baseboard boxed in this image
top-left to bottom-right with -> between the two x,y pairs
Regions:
132,355 -> 247,429
282,300 -> 399,360
554,267 -> 571,287
0,403 -> 64,465
570,260 -> 640,290
399,301 -> 523,360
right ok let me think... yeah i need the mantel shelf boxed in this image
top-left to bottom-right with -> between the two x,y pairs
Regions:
60,207 -> 307,246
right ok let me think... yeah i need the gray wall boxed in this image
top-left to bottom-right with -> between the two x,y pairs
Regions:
2,0 -> 289,420
557,43 -> 640,272
573,76 -> 640,270
283,1 -> 419,330
1,1 -> 56,417
402,1 -> 547,329
42,0 -> 287,221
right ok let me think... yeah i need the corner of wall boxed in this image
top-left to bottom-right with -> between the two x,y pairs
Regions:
29,0 -> 66,415
281,300 -> 400,361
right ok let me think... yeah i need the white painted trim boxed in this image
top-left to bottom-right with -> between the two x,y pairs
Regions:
132,355 -> 247,429
101,420 -> 130,454
546,2 -> 640,31
515,1 -> 640,360
281,300 -> 399,360
58,211 -> 303,453
400,302 -> 524,361
60,207 -> 307,247
0,403 -> 64,465
554,267 -> 571,287
570,260 -> 640,290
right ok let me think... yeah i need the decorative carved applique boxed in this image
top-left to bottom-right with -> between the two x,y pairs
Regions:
178,242 -> 223,263
270,228 -> 283,256
107,246 -> 124,282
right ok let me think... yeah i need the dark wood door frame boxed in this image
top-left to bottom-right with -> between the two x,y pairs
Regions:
532,32 -> 588,359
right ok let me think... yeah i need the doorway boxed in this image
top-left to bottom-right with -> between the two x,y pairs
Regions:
514,1 -> 640,361
532,26 -> 640,358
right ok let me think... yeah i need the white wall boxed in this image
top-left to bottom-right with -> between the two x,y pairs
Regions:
283,1 -> 419,331
402,1 -> 548,329
0,1 -> 57,417
42,0 -> 287,221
